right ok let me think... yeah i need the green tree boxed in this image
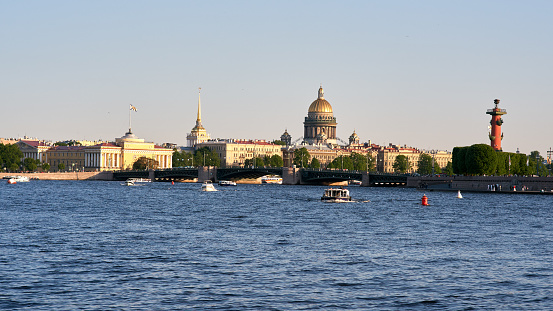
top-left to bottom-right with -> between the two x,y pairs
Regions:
245,157 -> 265,167
272,140 -> 286,146
443,161 -> 454,176
309,157 -> 321,169
23,157 -> 38,171
417,153 -> 433,175
528,151 -> 549,176
327,155 -> 354,170
392,155 -> 411,173
293,148 -> 311,168
434,163 -> 442,174
172,150 -> 194,167
58,163 -> 65,171
0,143 -> 23,171
366,153 -> 376,171
42,163 -> 51,172
194,147 -> 220,167
133,157 -> 159,170
466,144 -> 497,175
264,154 -> 284,167
350,153 -> 368,171
452,146 -> 469,175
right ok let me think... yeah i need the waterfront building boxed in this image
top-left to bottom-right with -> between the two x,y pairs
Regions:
16,140 -> 52,163
187,88 -> 211,147
46,145 -> 86,171
487,99 -> 507,151
196,139 -> 283,167
41,131 -> 173,172
303,86 -> 337,146
376,144 -> 452,173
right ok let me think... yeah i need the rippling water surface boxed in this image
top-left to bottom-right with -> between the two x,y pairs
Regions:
1,180 -> 552,310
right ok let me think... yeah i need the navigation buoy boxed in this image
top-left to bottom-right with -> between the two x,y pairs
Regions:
457,190 -> 463,199
421,194 -> 429,206
172,181 -> 174,185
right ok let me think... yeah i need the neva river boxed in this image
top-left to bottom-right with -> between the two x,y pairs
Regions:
1,181 -> 552,310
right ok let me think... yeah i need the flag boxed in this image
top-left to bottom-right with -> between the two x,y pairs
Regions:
130,104 -> 137,112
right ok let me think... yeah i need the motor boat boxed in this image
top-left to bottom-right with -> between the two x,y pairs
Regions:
6,176 -> 30,184
201,181 -> 217,192
122,178 -> 151,186
321,187 -> 352,203
219,180 -> 237,186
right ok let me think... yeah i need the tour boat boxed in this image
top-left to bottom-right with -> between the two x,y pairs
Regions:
219,180 -> 237,186
6,176 -> 30,184
201,181 -> 217,192
261,176 -> 282,184
321,187 -> 352,203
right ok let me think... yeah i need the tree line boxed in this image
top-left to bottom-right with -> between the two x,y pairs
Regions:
452,144 -> 550,176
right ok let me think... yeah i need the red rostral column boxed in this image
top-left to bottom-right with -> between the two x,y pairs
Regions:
486,99 -> 507,151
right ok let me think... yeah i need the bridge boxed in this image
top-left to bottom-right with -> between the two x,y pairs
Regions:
112,167 -> 408,187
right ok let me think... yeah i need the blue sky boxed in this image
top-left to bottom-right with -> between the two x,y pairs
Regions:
2,0 -> 552,155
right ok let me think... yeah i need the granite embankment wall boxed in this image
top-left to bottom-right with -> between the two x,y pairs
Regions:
0,171 -> 113,181
408,175 -> 553,192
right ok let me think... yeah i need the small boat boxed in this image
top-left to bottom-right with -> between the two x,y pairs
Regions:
7,176 -> 30,184
349,180 -> 362,185
457,190 -> 463,199
261,176 -> 282,184
201,181 -> 217,192
321,187 -> 352,203
219,180 -> 237,186
121,178 -> 151,186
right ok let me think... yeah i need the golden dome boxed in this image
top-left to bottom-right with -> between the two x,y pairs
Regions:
308,86 -> 333,113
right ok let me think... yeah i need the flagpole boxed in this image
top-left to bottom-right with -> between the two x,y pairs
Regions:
129,105 -> 132,132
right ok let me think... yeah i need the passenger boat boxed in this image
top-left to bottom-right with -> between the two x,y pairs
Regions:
321,187 -> 352,203
6,176 -> 30,184
219,180 -> 237,186
261,176 -> 282,184
201,181 -> 217,192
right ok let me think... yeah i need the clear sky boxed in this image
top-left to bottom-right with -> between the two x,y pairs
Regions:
2,0 -> 552,155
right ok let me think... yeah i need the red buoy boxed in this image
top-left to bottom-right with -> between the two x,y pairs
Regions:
171,181 -> 174,185
421,194 -> 429,206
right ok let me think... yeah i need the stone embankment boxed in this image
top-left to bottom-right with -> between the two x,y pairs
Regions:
408,175 -> 553,194
0,171 -> 113,181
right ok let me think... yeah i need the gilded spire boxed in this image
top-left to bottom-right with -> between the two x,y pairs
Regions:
318,84 -> 324,99
196,87 -> 202,127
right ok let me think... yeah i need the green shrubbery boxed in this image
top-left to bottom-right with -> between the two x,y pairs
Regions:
452,144 -> 547,176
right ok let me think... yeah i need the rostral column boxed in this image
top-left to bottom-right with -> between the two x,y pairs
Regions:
486,99 -> 507,151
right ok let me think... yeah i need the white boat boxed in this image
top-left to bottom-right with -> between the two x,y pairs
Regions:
321,188 -> 352,203
201,181 -> 217,192
7,176 -> 30,184
219,180 -> 237,186
261,176 -> 282,184
122,178 -> 151,186
457,190 -> 463,199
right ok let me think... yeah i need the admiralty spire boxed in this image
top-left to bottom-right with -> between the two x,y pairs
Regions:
187,87 -> 210,147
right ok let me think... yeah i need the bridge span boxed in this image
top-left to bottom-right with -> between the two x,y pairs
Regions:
112,167 -> 407,187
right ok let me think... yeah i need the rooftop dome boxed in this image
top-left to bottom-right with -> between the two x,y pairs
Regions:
308,86 -> 333,113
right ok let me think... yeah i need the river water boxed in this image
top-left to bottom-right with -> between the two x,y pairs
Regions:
1,181 -> 552,310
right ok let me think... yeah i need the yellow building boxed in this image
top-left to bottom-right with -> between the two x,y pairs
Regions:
376,144 -> 452,173
196,139 -> 283,167
16,140 -> 52,163
83,131 -> 173,171
46,145 -> 86,171
42,131 -> 173,172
